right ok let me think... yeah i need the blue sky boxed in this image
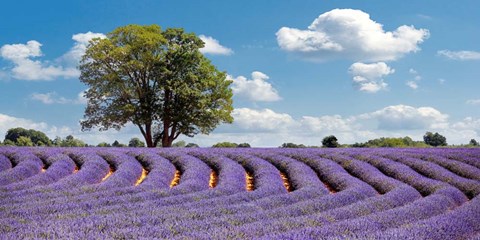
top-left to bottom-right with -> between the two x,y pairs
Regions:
1,0 -> 479,146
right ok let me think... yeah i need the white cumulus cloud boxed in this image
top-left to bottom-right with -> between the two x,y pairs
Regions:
199,35 -> 233,55
0,41 -> 78,80
60,32 -> 106,65
232,108 -> 298,132
437,50 -> 480,60
0,32 -> 105,81
276,8 -> 429,62
348,62 -> 394,93
363,105 -> 449,130
229,71 -> 281,102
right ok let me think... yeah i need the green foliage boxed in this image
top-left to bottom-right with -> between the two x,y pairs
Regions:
237,143 -> 251,148
280,143 -> 307,148
469,139 -> 479,146
322,135 -> 339,148
57,135 -> 86,147
79,24 -> 233,147
97,142 -> 111,147
185,143 -> 199,148
2,139 -> 15,146
16,136 -> 34,146
351,136 -> 428,148
4,127 -> 52,146
172,140 -> 186,148
128,138 -> 145,147
112,140 -> 126,147
212,142 -> 238,148
423,132 -> 447,147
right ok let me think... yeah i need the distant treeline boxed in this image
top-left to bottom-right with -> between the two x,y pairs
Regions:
1,127 -> 479,148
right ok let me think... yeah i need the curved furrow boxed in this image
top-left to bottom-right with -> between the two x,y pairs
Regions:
365,195 -> 480,239
0,150 -> 43,186
431,148 -> 480,169
0,150 -> 278,229
405,150 -> 480,181
0,150 -> 109,206
225,151 -> 287,195
0,149 -> 296,232
159,150 -> 210,192
254,150 -> 330,194
94,151 -> 143,189
1,150 -> 175,216
0,154 -> 12,172
161,151 -> 380,238
257,150 -> 469,239
0,152 -> 174,213
128,151 -> 176,189
348,152 -> 467,204
0,150 -> 233,219
0,153 -> 76,192
378,152 -> 480,199
188,150 -> 246,192
179,150 -> 420,239
0,150 -> 210,219
1,147 -> 479,239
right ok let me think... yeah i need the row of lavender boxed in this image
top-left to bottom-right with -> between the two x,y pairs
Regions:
0,147 -> 479,239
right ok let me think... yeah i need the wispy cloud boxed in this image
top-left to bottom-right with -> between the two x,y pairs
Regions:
31,91 -> 87,105
437,50 -> 480,60
467,99 -> 480,105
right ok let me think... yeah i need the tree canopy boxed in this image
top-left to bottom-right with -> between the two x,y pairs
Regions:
423,132 -> 447,147
322,135 -> 339,148
128,138 -> 145,147
79,24 -> 234,147
4,127 -> 52,146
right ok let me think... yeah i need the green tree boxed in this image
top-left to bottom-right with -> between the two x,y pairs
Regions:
61,135 -> 86,147
4,127 -> 52,146
469,139 -> 479,146
111,140 -> 126,147
97,142 -> 111,147
128,138 -> 145,147
185,143 -> 199,148
212,142 -> 238,148
172,140 -> 186,147
280,143 -> 306,148
423,132 -> 447,147
2,139 -> 15,146
79,24 -> 233,147
322,135 -> 339,148
16,136 -> 34,146
237,143 -> 251,148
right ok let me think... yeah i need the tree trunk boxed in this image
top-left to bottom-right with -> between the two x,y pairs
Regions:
145,124 -> 155,148
162,137 -> 173,147
161,125 -> 172,147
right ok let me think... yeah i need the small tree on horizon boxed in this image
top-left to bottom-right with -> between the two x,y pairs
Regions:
185,143 -> 199,148
423,132 -> 447,147
128,138 -> 145,147
322,135 -> 339,148
237,143 -> 251,148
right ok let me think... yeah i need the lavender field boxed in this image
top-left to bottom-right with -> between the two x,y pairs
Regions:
0,147 -> 479,239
